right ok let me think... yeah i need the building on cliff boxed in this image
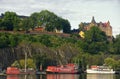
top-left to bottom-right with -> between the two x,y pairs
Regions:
79,16 -> 112,37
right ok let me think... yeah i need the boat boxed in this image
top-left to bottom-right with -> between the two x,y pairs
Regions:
46,63 -> 80,74
6,52 -> 35,75
86,65 -> 115,74
6,67 -> 20,75
6,66 -> 47,75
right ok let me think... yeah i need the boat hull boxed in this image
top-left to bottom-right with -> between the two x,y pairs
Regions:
86,69 -> 115,74
46,64 -> 80,74
46,70 -> 79,74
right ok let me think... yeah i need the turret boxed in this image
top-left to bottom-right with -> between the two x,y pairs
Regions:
91,16 -> 96,24
107,20 -> 110,26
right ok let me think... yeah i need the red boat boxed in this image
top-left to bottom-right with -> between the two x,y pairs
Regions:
46,63 -> 80,74
6,67 -> 20,75
6,67 -> 35,75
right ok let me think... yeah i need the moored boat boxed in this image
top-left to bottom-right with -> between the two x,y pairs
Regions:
86,65 -> 115,74
6,67 -> 20,75
46,63 -> 80,74
6,66 -> 46,75
6,67 -> 36,75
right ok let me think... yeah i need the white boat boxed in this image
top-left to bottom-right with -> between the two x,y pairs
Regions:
86,65 -> 115,74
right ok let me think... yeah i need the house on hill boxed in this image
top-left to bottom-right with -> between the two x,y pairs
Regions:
34,26 -> 45,32
79,16 -> 112,37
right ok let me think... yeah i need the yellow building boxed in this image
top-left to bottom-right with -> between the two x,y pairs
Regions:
79,31 -> 85,38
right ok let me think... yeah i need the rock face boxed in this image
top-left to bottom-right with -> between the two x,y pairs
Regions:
0,43 -> 78,70
0,48 -> 17,69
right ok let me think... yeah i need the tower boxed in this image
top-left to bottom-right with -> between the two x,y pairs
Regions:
91,16 -> 96,24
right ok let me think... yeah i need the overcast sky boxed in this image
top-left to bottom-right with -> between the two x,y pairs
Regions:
0,0 -> 120,36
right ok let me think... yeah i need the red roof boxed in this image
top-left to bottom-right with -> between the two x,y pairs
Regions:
34,27 -> 44,31
103,23 -> 107,27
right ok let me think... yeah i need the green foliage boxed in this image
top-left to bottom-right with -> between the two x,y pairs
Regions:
104,57 -> 120,70
0,33 -> 19,48
12,58 -> 35,69
21,18 -> 30,31
113,34 -> 120,54
11,61 -> 20,68
30,10 -> 71,33
8,34 -> 18,47
104,57 -> 116,68
0,11 -> 20,30
0,10 -> 71,33
82,26 -> 108,54
33,54 -> 47,70
1,11 -> 120,70
72,53 -> 87,71
0,33 -> 9,48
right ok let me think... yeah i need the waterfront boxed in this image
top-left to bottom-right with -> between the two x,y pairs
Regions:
0,74 -> 120,79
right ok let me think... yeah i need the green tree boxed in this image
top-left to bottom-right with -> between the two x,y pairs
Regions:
29,12 -> 39,29
2,11 -> 20,30
33,54 -> 48,71
12,58 -> 35,69
21,18 -> 32,31
104,57 -> 116,69
30,10 -> 71,33
0,33 -> 9,48
34,34 -> 52,47
113,34 -> 120,54
82,26 -> 108,54
62,19 -> 71,33
8,34 -> 18,47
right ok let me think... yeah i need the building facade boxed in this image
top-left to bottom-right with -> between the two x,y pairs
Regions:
79,16 -> 112,37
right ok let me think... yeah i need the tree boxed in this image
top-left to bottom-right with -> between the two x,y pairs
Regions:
30,10 -> 71,33
12,58 -> 35,69
104,57 -> 117,70
0,33 -> 9,48
0,19 -> 2,29
62,19 -> 71,33
21,18 -> 32,31
82,26 -> 108,54
2,11 -> 20,30
113,34 -> 120,54
30,12 -> 40,29
8,34 -> 18,47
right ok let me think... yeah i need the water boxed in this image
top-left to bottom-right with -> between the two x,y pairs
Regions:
0,74 -> 120,79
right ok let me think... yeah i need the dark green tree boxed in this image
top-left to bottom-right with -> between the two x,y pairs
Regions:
113,34 -> 120,54
8,34 -> 18,47
30,10 -> 71,33
30,12 -> 40,29
21,18 -> 32,31
2,11 -> 20,30
82,26 -> 108,54
0,33 -> 9,48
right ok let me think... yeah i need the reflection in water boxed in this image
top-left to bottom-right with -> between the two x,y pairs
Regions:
0,75 -> 6,79
36,75 -> 46,79
87,74 -> 115,79
6,75 -> 36,79
47,74 -> 76,79
7,75 -> 19,79
46,74 -> 86,79
0,74 -> 120,79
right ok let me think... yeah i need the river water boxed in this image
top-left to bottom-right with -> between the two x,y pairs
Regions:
0,74 -> 120,79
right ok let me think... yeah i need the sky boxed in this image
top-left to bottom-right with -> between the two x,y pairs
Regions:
0,0 -> 120,36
